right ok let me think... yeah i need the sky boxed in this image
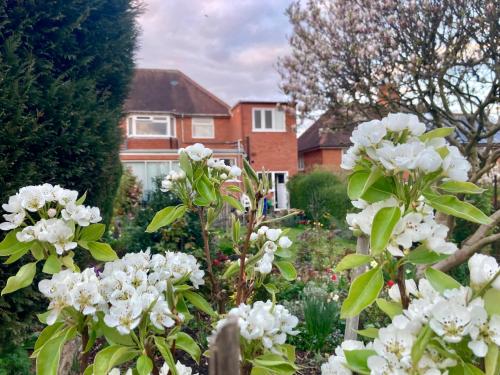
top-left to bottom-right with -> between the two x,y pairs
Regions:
135,0 -> 293,106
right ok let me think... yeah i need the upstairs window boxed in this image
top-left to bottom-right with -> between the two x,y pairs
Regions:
127,115 -> 175,137
192,117 -> 214,138
252,108 -> 285,132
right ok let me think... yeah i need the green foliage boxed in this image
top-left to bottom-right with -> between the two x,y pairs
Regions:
302,290 -> 341,352
0,343 -> 32,375
0,0 -> 139,352
113,167 -> 143,217
111,187 -> 202,254
287,170 -> 350,225
452,186 -> 494,245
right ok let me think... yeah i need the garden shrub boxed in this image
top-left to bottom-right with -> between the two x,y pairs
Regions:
287,169 -> 350,226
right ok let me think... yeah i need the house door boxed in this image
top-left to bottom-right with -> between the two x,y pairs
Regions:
274,173 -> 288,210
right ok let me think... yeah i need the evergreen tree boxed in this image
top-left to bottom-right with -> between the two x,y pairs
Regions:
0,0 -> 140,347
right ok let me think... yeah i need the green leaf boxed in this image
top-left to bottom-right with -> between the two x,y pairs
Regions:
347,171 -> 369,200
341,268 -> 384,318
356,327 -> 379,339
83,365 -> 93,375
42,255 -> 62,274
335,254 -> 372,272
405,246 -> 449,265
0,231 -> 33,256
275,247 -> 293,258
275,261 -> 297,281
411,324 -> 433,365
196,174 -> 216,202
33,323 -> 65,355
361,176 -> 395,203
484,289 -> 500,316
1,261 -> 37,295
464,364 -> 486,375
136,355 -> 153,375
263,283 -> 279,296
146,205 -> 186,232
439,181 -> 485,194
223,195 -> 244,211
222,261 -> 239,279
179,151 -> 193,180
3,246 -> 30,264
344,349 -> 377,374
154,336 -> 178,375
250,353 -> 298,374
86,241 -> 117,262
231,215 -> 240,243
370,207 -> 401,255
424,194 -> 492,225
36,326 -> 76,375
79,223 -> 106,241
174,332 -> 201,363
98,320 -> 135,346
76,191 -> 87,205
419,127 -> 454,141
243,158 -> 259,184
93,345 -> 138,375
375,298 -> 403,318
485,344 -> 500,375
182,290 -> 217,317
425,268 -> 461,293
226,184 -> 242,193
348,168 -> 383,201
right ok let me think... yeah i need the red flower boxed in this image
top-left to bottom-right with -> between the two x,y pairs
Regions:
213,259 -> 221,266
331,274 -> 338,281
387,280 -> 395,287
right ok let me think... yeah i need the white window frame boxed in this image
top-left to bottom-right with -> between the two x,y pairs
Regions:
122,160 -> 180,193
252,108 -> 286,132
298,155 -> 305,170
127,115 -> 176,138
257,171 -> 289,210
192,117 -> 215,139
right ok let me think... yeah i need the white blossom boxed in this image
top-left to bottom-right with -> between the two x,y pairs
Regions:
182,143 -> 212,161
159,361 -> 198,375
468,253 -> 500,290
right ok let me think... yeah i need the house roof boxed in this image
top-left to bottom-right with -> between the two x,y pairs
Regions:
299,108 -> 499,153
298,108 -> 379,153
124,69 -> 231,116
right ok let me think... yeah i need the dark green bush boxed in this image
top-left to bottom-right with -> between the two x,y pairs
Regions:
110,185 -> 203,255
0,343 -> 33,375
0,0 -> 139,350
287,170 -> 350,226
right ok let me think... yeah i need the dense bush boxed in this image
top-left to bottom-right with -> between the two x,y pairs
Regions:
287,170 -> 350,226
111,184 -> 203,255
0,0 -> 139,352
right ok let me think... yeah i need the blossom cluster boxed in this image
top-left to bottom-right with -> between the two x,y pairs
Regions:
213,300 -> 299,352
249,226 -> 293,274
341,113 -> 471,182
0,184 -> 101,254
39,250 -> 204,334
161,143 -> 242,192
322,253 -> 500,375
346,197 -> 457,256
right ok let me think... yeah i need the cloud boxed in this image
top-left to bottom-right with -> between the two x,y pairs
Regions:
135,0 -> 292,104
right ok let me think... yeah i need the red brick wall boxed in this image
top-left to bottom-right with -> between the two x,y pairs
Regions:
235,103 -> 298,176
303,148 -> 343,172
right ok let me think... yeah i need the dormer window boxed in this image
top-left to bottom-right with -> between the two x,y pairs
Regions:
252,108 -> 285,132
127,115 -> 176,137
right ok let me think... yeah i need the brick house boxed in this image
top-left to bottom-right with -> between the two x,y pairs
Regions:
120,69 -> 298,210
297,109 -> 359,172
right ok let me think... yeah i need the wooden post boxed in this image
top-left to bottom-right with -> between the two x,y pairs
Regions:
209,317 -> 240,375
343,235 -> 369,340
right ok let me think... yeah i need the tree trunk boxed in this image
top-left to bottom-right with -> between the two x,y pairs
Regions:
433,209 -> 500,272
344,235 -> 369,340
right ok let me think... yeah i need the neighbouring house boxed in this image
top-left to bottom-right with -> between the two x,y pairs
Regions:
297,109 -> 364,172
119,69 -> 298,210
